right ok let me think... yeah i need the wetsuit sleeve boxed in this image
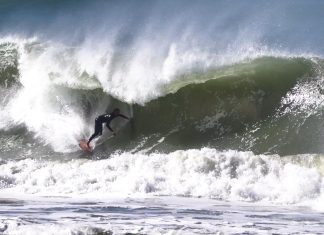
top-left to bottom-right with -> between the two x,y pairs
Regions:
106,123 -> 114,132
118,114 -> 129,120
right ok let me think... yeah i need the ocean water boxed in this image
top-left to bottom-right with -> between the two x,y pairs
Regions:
0,0 -> 324,234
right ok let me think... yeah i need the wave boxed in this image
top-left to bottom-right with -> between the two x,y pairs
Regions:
130,56 -> 316,153
0,148 -> 323,206
1,38 -> 324,155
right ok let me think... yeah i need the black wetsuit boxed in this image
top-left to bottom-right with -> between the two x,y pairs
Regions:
88,112 -> 128,144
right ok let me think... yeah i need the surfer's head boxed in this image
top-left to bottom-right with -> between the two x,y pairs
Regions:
113,108 -> 120,115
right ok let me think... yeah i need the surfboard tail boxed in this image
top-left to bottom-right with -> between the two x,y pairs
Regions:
79,139 -> 93,152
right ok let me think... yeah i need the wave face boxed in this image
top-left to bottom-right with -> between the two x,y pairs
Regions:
0,0 -> 324,206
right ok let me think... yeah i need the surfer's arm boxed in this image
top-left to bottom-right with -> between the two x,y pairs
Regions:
106,123 -> 114,133
118,114 -> 130,120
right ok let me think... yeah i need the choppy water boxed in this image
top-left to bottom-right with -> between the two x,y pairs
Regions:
1,196 -> 324,234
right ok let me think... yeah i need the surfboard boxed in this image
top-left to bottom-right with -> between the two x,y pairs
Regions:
79,139 -> 93,152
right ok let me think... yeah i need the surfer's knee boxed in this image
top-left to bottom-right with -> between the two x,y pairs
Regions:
94,131 -> 100,136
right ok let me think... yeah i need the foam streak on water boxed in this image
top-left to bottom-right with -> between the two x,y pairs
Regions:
0,196 -> 323,235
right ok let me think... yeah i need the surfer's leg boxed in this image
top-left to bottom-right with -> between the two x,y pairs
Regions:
88,132 -> 99,144
87,121 -> 103,145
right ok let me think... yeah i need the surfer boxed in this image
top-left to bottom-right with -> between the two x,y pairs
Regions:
87,108 -> 130,147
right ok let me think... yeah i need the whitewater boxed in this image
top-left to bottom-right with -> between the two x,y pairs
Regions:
0,0 -> 324,234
